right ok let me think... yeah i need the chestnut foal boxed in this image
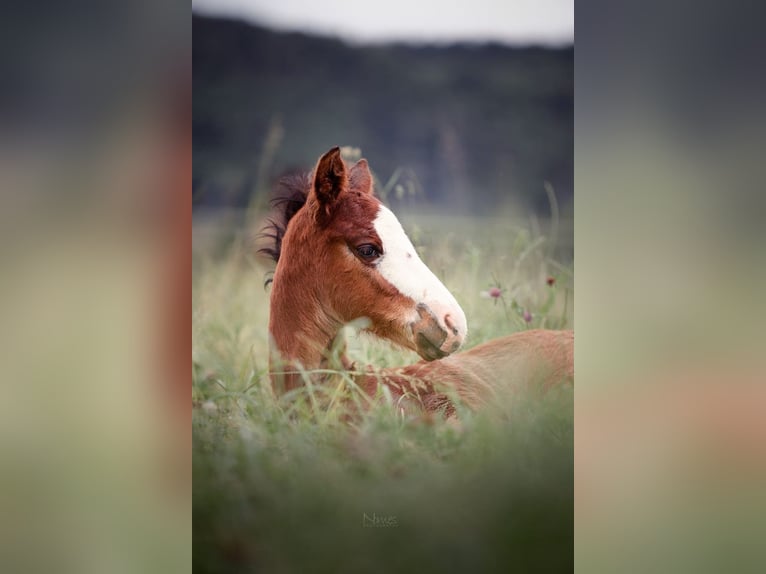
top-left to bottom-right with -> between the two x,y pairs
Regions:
260,147 -> 573,416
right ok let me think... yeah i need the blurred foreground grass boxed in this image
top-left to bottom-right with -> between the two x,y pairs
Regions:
192,210 -> 574,572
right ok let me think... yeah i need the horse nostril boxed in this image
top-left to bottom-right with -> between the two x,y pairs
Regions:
444,314 -> 459,336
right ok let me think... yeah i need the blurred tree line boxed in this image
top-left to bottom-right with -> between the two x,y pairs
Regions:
193,14 -> 572,215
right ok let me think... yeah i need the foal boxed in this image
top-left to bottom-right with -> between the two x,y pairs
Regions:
260,147 -> 573,415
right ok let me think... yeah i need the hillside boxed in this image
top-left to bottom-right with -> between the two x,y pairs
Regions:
193,14 -> 573,214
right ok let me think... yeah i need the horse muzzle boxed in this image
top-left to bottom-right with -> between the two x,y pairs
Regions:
410,302 -> 466,361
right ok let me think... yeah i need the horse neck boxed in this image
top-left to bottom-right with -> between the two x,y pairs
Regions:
267,270 -> 342,390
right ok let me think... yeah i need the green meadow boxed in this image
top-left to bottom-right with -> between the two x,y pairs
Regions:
193,207 -> 573,573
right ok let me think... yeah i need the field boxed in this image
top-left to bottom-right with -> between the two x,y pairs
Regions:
192,208 -> 574,573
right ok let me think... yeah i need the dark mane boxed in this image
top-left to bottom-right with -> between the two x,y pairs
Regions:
256,173 -> 310,277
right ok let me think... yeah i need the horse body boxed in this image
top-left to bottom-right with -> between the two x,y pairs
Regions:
260,147 -> 573,413
356,330 -> 574,416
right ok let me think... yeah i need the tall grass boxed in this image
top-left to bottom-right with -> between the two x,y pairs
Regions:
193,209 -> 573,573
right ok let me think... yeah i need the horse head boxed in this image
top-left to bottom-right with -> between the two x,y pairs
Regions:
267,147 -> 467,366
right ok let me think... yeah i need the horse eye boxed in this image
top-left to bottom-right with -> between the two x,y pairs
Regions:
356,244 -> 381,260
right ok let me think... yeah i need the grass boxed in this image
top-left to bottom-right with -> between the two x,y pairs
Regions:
192,209 -> 573,573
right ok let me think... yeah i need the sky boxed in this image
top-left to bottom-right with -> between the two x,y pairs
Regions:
191,0 -> 574,46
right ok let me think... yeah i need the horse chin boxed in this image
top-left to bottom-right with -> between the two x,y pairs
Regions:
391,335 -> 448,362
362,324 -> 445,362
414,332 -> 450,361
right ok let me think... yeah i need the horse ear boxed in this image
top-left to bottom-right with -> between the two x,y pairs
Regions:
312,147 -> 347,210
349,158 -> 374,195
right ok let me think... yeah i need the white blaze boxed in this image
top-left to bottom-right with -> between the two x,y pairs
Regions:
372,205 -> 467,337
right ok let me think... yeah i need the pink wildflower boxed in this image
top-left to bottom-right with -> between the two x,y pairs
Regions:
480,286 -> 504,301
523,310 -> 533,323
